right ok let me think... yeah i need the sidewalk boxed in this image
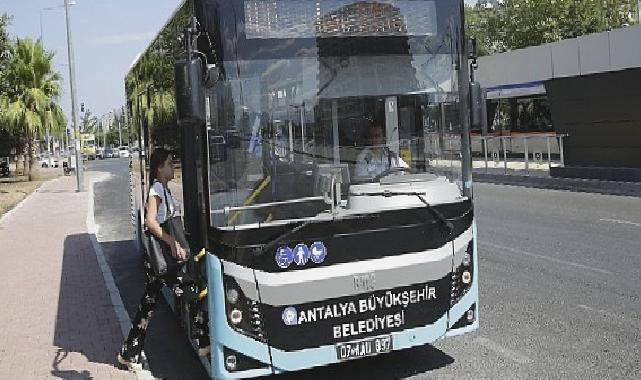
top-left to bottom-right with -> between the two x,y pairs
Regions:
473,170 -> 641,197
0,174 -> 135,379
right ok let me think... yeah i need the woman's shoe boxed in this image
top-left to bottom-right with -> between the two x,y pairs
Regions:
117,352 -> 143,372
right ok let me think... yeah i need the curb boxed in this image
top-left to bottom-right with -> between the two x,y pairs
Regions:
85,172 -> 157,380
85,172 -> 132,339
473,173 -> 641,197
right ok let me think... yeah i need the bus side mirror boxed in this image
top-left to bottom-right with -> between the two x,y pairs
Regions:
175,58 -> 206,126
470,81 -> 484,129
468,37 -> 478,60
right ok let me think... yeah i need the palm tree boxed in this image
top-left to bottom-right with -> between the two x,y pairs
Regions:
4,38 -> 65,179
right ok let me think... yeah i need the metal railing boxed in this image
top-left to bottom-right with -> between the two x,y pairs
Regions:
472,134 -> 568,176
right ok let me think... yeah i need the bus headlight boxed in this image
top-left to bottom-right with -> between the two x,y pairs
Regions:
223,274 -> 265,340
226,288 -> 240,304
452,240 -> 474,304
462,271 -> 472,284
225,355 -> 237,371
466,309 -> 475,322
223,347 -> 269,372
230,309 -> 243,325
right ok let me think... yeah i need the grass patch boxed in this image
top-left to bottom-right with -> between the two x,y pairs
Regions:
0,180 -> 45,217
0,167 -> 62,217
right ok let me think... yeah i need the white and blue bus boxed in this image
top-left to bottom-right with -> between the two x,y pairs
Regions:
127,0 -> 479,377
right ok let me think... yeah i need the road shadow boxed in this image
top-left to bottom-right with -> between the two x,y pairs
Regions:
99,239 -> 210,380
262,343 -> 454,379
52,234 -> 124,379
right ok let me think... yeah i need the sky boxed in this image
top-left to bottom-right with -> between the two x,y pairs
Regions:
1,0 -> 479,125
0,0 -> 181,124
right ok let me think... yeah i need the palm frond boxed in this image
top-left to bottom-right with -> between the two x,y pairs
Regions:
4,37 -> 65,142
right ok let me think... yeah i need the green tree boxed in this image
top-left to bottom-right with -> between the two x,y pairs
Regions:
106,128 -> 121,147
3,38 -> 65,178
81,108 -> 98,133
0,13 -> 13,133
466,0 -> 639,54
0,13 -> 13,96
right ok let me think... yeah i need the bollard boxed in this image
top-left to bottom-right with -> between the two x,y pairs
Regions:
483,137 -> 488,173
547,136 -> 552,170
502,136 -> 508,174
534,151 -> 542,166
559,135 -> 565,167
524,136 -> 529,175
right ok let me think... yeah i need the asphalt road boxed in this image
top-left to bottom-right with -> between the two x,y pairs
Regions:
90,158 -> 640,379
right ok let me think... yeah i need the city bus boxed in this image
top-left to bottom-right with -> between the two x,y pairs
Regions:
126,0 -> 479,377
80,133 -> 96,160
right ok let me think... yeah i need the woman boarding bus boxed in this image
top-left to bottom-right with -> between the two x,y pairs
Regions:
126,0 -> 479,377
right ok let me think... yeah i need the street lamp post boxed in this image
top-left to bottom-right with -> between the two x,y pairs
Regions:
39,2 -> 76,42
63,0 -> 83,192
39,8 -> 54,42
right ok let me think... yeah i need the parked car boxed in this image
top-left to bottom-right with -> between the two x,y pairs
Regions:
118,146 -> 130,158
37,154 -> 59,168
0,160 -> 9,177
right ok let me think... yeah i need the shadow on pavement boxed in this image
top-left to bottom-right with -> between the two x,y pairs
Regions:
52,234 -> 123,379
100,239 -> 210,380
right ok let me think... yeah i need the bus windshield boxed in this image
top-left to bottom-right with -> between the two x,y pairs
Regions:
206,0 -> 465,229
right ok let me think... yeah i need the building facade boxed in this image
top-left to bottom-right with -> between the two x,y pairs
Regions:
476,25 -> 641,181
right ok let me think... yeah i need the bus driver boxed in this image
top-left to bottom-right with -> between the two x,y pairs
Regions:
355,124 -> 408,179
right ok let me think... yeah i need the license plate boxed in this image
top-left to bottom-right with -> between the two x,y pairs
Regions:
335,335 -> 393,361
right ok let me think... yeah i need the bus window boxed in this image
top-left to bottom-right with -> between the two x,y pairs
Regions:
206,46 -> 465,228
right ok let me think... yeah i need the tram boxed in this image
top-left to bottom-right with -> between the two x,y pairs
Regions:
127,0 -> 480,377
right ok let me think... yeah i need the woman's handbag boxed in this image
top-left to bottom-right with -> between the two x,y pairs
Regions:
143,184 -> 190,277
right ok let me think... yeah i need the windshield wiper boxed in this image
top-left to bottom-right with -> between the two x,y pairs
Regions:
350,190 -> 454,236
261,192 -> 454,255
260,212 -> 375,256
261,219 -> 317,256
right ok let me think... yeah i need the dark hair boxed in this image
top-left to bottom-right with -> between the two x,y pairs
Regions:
149,147 -> 172,184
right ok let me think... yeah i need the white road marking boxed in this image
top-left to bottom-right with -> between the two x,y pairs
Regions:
599,218 -> 641,227
481,241 -> 613,275
475,337 -> 532,364
576,304 -> 626,322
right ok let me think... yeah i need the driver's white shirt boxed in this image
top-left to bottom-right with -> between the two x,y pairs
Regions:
355,148 -> 408,178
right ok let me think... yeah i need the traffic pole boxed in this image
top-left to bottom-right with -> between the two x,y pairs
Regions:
64,0 -> 83,191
